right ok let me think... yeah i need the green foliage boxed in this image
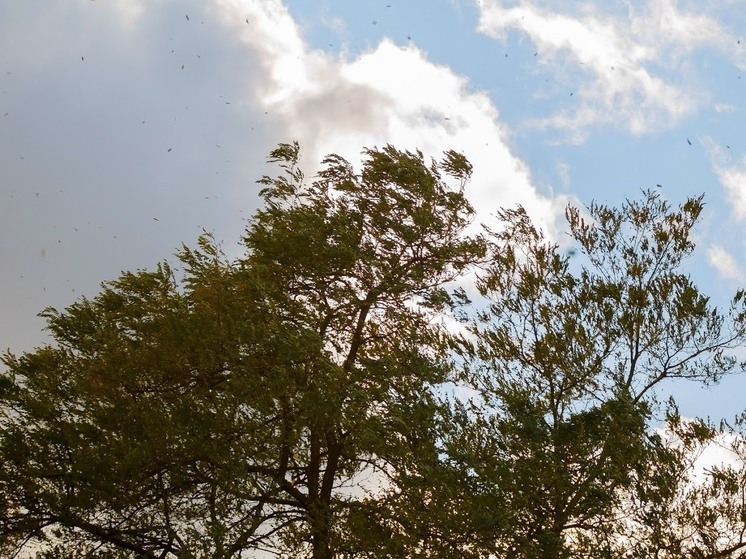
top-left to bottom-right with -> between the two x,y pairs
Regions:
3,147 -> 746,559
442,190 -> 746,558
0,143 -> 484,559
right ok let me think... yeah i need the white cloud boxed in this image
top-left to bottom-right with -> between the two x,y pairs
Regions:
702,137 -> 746,221
693,433 -> 742,476
718,165 -> 746,220
656,418 -> 744,483
707,245 -> 745,283
214,0 -> 569,236
714,102 -> 737,113
475,0 -> 732,138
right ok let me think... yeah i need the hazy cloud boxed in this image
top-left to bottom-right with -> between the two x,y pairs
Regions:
703,136 -> 746,221
1,0 -> 570,355
0,0 -> 284,352
714,102 -> 737,113
707,245 -> 745,283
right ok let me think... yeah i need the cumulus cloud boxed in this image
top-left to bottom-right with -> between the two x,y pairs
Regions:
215,0 -> 569,235
475,0 -> 732,139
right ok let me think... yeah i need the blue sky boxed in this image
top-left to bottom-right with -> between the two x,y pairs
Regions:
2,0 -> 746,420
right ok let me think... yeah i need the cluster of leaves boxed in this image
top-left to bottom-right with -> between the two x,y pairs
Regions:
2,144 -> 746,558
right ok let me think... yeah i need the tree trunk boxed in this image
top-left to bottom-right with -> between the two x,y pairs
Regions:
311,504 -> 332,559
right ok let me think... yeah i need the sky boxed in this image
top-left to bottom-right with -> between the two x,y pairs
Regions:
2,0 -> 746,421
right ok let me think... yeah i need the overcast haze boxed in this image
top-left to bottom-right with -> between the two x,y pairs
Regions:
3,0 -> 746,420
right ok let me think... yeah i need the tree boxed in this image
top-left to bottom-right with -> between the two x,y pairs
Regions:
439,191 -> 746,558
0,143 -> 484,559
4,146 -> 746,559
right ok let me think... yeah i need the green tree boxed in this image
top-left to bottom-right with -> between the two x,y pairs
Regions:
441,191 -> 746,558
0,143 -> 485,558
5,147 -> 746,559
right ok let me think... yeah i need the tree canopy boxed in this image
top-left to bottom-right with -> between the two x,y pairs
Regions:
3,144 -> 746,558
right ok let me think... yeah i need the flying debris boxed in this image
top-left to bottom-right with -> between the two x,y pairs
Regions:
168,148 -> 172,152
185,14 -> 190,21
656,184 -> 662,188
246,18 -> 249,24
687,138 -> 692,145
153,217 -> 159,221
372,20 -> 377,25
181,65 -> 185,70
